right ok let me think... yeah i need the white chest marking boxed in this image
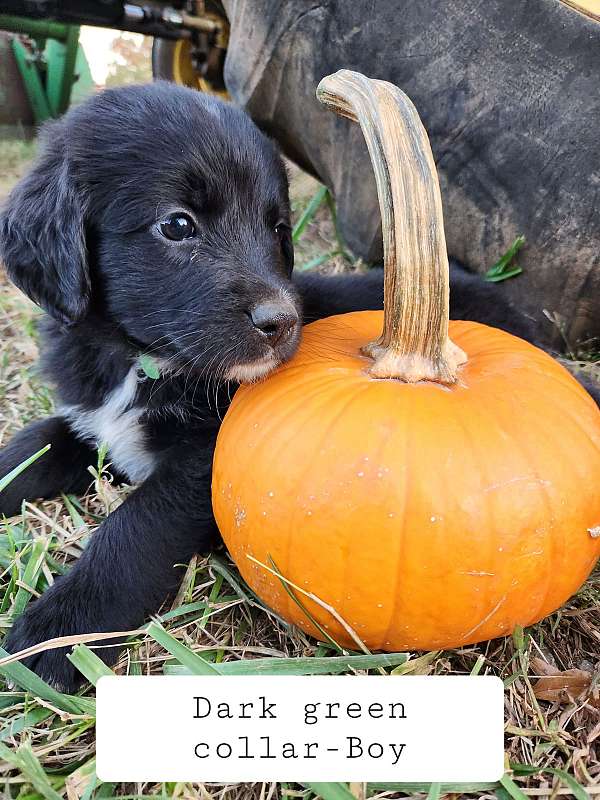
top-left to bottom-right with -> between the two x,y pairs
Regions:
62,367 -> 156,483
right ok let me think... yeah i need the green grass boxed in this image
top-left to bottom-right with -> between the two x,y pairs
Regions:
0,139 -> 36,173
1,155 -> 600,799
484,236 -> 525,283
0,139 -> 37,199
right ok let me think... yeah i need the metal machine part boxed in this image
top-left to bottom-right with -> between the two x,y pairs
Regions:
0,2 -> 227,41
0,1 -> 229,105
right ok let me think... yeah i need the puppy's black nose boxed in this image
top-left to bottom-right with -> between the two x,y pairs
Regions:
250,302 -> 298,347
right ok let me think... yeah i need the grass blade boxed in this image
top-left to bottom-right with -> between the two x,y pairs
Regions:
95,783 -> 118,798
470,654 -> 486,676
298,250 -> 340,272
11,538 -> 48,618
164,651 -> 408,676
61,493 -> 87,529
265,554 -> 344,652
485,266 -> 522,283
292,185 -> 328,242
0,644 -> 91,715
510,763 -> 589,800
426,784 -> 441,800
158,600 -> 209,623
0,444 -> 50,494
197,571 -> 224,629
324,190 -> 351,261
0,691 -> 25,711
547,769 -> 589,800
369,784 -> 498,793
484,235 -> 525,282
0,740 -> 63,800
208,553 -> 254,602
391,651 -> 440,675
66,756 -> 98,800
544,768 -> 589,800
0,707 -> 52,741
146,621 -> 222,675
302,783 -> 357,800
499,773 -> 528,800
68,644 -> 115,686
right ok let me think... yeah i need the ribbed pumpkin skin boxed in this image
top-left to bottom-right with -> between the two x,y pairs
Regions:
212,312 -> 600,650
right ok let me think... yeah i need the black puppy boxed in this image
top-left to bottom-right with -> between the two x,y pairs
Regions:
0,82 -> 590,690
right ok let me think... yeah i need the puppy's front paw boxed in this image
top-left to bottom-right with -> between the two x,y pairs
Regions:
4,614 -> 81,692
3,580 -> 122,692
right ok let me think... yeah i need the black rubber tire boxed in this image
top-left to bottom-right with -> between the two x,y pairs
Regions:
151,35 -> 227,93
151,38 -> 179,83
151,0 -> 227,92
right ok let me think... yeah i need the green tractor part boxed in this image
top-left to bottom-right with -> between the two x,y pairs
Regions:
0,14 -> 94,124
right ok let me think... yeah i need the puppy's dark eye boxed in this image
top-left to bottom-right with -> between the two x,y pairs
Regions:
159,214 -> 196,241
274,222 -> 291,238
275,221 -> 294,273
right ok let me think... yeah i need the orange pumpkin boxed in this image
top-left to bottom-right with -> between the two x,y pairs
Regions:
212,71 -> 600,651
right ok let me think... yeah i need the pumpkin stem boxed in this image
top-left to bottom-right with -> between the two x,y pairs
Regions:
317,70 -> 467,384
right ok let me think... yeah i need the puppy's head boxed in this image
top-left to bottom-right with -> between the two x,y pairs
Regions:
0,82 -> 300,382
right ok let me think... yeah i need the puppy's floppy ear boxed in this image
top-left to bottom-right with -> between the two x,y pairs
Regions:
0,130 -> 90,324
